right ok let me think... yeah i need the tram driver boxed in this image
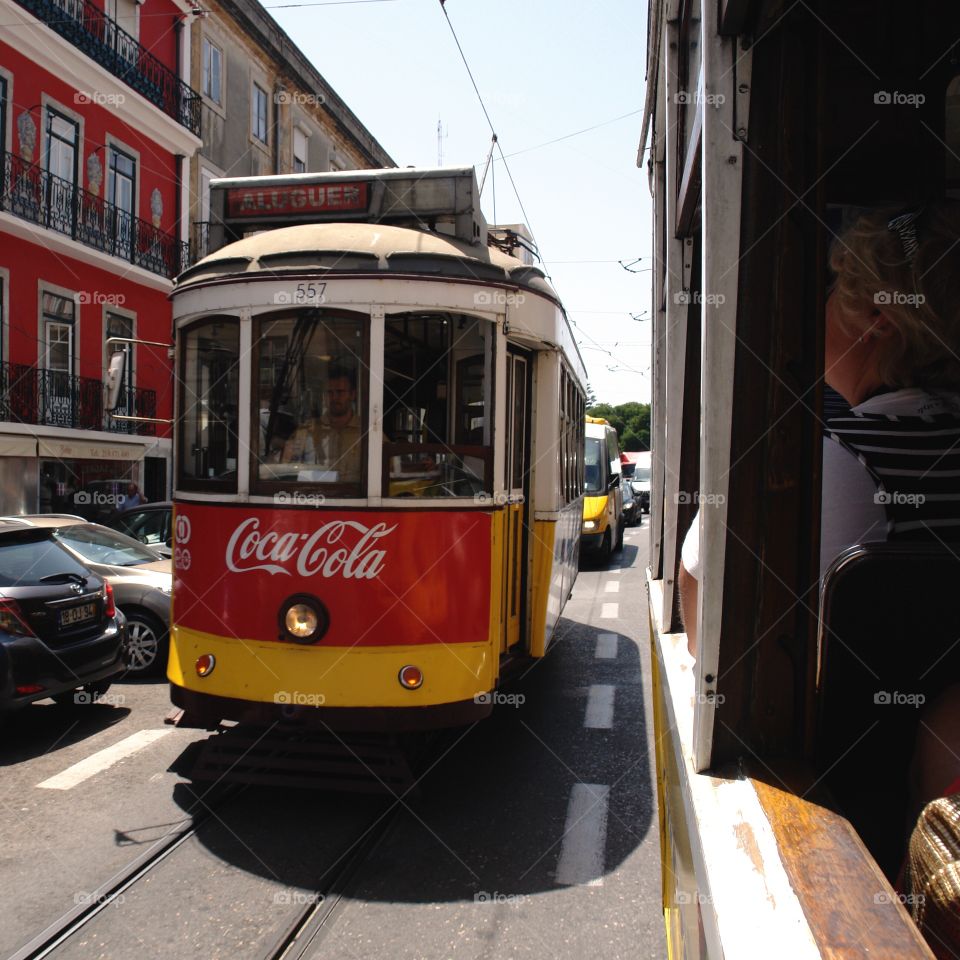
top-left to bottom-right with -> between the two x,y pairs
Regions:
280,364 -> 362,483
312,364 -> 362,482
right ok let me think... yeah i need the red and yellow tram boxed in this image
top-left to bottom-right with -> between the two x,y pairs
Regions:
168,167 -> 586,728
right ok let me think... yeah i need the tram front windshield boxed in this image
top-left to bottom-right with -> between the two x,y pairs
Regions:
255,311 -> 366,494
178,308 -> 495,499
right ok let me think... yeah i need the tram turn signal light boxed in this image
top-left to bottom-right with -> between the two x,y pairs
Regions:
398,665 -> 423,690
196,654 -> 216,677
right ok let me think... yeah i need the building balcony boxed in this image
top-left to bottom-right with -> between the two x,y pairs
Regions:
1,151 -> 190,280
0,361 -> 157,437
12,0 -> 201,135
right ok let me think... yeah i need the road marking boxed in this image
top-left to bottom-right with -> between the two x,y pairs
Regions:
604,581 -> 620,593
600,602 -> 618,619
595,633 -> 617,659
584,684 -> 616,729
555,783 -> 610,886
38,730 -> 173,790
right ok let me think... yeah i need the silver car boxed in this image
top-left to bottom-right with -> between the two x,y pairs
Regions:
1,515 -> 171,677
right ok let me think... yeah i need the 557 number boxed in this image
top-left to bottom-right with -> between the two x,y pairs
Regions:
295,282 -> 326,303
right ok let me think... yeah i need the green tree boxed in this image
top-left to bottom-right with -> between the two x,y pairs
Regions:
587,400 -> 651,451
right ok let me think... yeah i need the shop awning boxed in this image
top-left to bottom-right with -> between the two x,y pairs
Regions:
0,435 -> 37,457
37,438 -> 147,461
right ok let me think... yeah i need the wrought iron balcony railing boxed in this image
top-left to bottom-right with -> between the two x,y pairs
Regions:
0,361 -> 157,436
191,220 -> 214,261
1,151 -> 191,279
13,0 -> 201,135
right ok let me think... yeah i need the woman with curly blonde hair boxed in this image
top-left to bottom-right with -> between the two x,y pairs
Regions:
821,203 -> 960,566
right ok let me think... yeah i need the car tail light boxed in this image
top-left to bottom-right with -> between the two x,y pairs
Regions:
104,581 -> 116,618
0,599 -> 37,638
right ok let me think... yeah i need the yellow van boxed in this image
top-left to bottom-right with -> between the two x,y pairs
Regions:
580,416 -> 625,564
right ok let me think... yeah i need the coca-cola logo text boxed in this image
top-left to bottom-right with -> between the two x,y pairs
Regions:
226,517 -> 395,580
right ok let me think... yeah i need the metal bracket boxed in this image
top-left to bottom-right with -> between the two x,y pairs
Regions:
733,35 -> 754,143
681,237 -> 694,293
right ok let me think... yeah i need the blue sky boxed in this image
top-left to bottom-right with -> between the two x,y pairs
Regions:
268,0 -> 653,405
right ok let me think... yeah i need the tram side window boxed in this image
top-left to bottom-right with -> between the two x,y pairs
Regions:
253,310 -> 366,494
560,369 -> 569,502
178,317 -> 240,491
559,367 -> 584,504
383,312 -> 493,498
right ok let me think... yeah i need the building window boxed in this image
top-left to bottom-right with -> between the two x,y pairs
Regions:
42,291 -> 75,424
45,110 -> 78,184
107,146 -> 136,257
252,83 -> 268,143
106,0 -> 138,39
106,312 -> 134,414
43,291 -> 75,372
293,127 -> 308,173
0,77 -> 7,158
202,38 -> 222,105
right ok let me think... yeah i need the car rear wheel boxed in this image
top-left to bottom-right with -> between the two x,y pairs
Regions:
124,610 -> 168,677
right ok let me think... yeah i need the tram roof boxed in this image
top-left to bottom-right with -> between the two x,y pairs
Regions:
173,222 -> 560,302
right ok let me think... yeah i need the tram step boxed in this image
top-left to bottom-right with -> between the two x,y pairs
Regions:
188,726 -> 418,795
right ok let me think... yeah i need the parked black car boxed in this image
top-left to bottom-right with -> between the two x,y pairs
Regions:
622,482 -> 641,527
0,523 -> 127,713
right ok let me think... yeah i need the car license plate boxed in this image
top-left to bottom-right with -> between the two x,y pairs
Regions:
59,602 -> 96,629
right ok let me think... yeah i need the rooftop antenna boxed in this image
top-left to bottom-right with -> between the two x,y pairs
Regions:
437,117 -> 448,165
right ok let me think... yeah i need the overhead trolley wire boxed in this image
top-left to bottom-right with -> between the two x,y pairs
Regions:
437,0 -> 540,261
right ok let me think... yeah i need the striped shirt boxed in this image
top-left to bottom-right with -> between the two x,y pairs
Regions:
826,391 -> 960,544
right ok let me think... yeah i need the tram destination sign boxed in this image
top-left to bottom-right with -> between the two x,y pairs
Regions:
225,182 -> 370,220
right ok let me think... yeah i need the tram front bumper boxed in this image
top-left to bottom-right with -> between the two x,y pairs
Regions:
170,683 -> 493,731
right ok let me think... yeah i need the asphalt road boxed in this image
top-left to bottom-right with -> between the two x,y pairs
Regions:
0,517 -> 665,960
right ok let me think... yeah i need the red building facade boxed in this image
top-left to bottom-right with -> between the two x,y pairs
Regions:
0,0 -> 201,513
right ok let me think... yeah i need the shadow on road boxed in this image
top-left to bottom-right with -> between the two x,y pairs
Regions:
168,614 -> 656,903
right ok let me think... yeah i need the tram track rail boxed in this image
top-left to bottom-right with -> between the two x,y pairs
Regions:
7,781 -> 245,960
7,725 -> 450,960
263,800 -> 402,960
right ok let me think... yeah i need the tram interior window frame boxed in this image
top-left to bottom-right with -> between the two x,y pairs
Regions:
382,311 -> 494,499
177,315 -> 241,494
249,307 -> 369,499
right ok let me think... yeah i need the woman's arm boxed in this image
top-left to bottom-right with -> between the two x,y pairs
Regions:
678,561 -> 699,659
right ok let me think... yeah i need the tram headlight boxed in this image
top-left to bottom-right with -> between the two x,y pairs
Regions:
279,595 -> 329,644
583,520 -> 597,531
